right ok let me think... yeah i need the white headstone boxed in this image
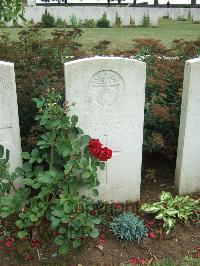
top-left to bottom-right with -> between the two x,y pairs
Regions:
64,57 -> 146,202
172,8 -> 181,20
0,61 -> 22,174
149,8 -> 158,27
175,58 -> 200,195
134,8 -> 145,26
181,8 -> 189,20
193,9 -> 200,22
27,0 -> 36,7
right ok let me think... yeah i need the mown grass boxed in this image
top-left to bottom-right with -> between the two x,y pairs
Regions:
1,18 -> 200,50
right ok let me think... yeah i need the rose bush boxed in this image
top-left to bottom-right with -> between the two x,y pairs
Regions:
0,90 -> 112,254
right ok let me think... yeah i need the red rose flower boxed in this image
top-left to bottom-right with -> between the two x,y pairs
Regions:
98,147 -> 112,161
88,139 -> 102,158
89,139 -> 102,149
5,239 -> 14,247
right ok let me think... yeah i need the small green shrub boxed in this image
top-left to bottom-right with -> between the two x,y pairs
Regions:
140,191 -> 200,234
115,12 -> 122,28
69,15 -> 82,27
55,17 -> 68,28
42,9 -> 55,28
141,15 -> 149,27
82,19 -> 96,28
97,13 -> 110,28
110,212 -> 147,242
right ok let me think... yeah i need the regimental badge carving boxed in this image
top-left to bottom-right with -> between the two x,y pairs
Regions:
89,70 -> 125,107
0,77 -> 9,97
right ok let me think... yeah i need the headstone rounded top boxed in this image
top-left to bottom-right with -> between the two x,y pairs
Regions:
64,56 -> 146,67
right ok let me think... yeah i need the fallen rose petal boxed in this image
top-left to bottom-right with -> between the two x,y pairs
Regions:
5,239 -> 14,247
129,258 -> 139,264
96,244 -> 104,251
114,203 -> 123,210
31,239 -> 39,248
138,258 -> 145,264
25,254 -> 33,261
98,235 -> 105,246
148,231 -> 156,239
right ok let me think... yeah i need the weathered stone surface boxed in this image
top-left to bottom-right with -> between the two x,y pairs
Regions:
175,58 -> 200,194
64,57 -> 146,202
0,61 -> 22,174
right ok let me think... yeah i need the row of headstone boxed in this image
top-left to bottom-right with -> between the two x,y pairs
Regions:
0,57 -> 200,201
22,7 -> 157,27
19,7 -> 200,27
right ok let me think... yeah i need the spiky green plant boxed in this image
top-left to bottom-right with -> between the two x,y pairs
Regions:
110,212 -> 147,242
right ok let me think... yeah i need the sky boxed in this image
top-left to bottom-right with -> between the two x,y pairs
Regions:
36,0 -> 200,4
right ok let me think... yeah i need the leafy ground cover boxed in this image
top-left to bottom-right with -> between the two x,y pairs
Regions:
0,19 -> 200,49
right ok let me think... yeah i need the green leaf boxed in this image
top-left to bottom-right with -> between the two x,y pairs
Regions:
29,214 -> 38,222
57,140 -> 72,157
23,178 -> 34,187
38,187 -> 52,198
0,145 -> 4,158
22,152 -> 31,160
73,239 -> 81,249
32,98 -> 45,108
91,216 -> 101,225
15,220 -> 24,229
81,135 -> 90,145
155,213 -> 164,219
71,115 -> 78,127
54,235 -> 65,246
59,243 -> 69,254
81,171 -> 92,179
92,189 -> 99,197
99,162 -> 105,170
51,216 -> 60,229
52,210 -> 63,218
17,231 -> 28,238
90,228 -> 99,238
38,172 -> 52,184
64,162 -> 73,174
58,226 -> 66,234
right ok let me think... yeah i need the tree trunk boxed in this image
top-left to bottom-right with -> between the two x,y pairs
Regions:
133,0 -> 137,6
154,0 -> 159,7
191,0 -> 196,6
